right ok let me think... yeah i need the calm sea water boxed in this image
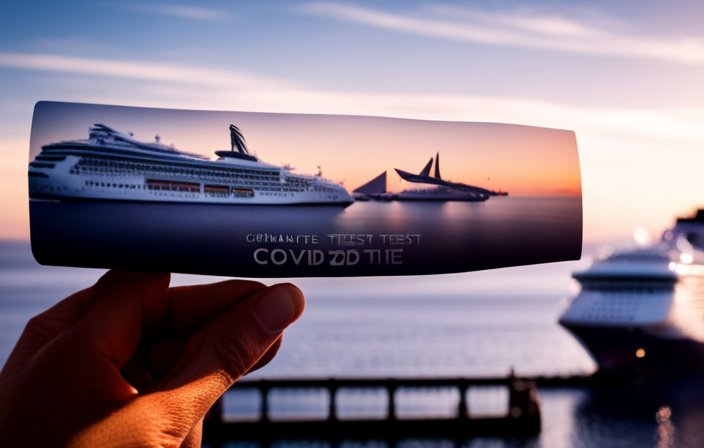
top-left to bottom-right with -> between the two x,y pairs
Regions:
2,241 -> 703,447
29,197 -> 581,277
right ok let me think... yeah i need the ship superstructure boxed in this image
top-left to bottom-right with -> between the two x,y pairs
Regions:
28,124 -> 353,206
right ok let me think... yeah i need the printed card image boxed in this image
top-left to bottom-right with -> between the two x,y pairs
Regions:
28,101 -> 582,277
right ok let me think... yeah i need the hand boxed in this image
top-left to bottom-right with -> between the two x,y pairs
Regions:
0,270 -> 305,447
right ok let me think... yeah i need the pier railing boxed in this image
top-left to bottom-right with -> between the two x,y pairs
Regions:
204,375 -> 542,442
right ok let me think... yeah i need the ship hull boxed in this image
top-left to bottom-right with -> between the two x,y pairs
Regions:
29,193 -> 353,207
561,324 -> 704,376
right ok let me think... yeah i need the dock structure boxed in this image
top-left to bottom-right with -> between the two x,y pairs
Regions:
203,375 -> 541,443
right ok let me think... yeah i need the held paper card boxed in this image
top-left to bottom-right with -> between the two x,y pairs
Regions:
29,101 -> 582,277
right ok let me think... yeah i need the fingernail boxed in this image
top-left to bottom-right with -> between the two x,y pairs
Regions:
253,285 -> 301,332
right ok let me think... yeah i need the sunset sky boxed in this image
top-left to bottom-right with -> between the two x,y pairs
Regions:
30,101 -> 581,197
2,1 -> 704,245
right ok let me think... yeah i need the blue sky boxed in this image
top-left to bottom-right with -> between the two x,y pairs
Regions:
2,1 -> 704,243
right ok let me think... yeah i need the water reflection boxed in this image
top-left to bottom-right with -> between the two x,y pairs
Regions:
655,405 -> 675,448
30,197 -> 581,277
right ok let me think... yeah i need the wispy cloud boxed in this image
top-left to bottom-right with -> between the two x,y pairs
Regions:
113,4 -> 231,22
2,51 -> 704,145
0,52 -> 286,89
297,2 -> 704,65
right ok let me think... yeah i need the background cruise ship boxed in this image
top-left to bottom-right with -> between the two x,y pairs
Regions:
559,210 -> 704,375
28,124 -> 353,206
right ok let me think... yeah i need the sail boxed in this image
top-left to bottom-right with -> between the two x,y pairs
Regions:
419,158 -> 433,177
434,152 -> 441,179
353,171 -> 387,194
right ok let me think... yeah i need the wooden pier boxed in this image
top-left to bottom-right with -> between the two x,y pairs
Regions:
203,375 -> 542,442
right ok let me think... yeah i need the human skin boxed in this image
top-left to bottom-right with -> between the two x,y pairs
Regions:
0,270 -> 305,447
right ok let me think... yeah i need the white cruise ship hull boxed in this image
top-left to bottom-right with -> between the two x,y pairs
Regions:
559,288 -> 689,375
29,160 -> 351,206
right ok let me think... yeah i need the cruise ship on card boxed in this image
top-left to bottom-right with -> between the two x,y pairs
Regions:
28,124 -> 353,206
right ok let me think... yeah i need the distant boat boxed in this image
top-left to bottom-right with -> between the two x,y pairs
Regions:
28,124 -> 353,206
393,153 -> 496,201
353,153 -> 502,202
559,210 -> 704,376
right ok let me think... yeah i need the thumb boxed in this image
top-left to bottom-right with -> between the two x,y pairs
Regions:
152,283 -> 304,428
69,284 -> 305,447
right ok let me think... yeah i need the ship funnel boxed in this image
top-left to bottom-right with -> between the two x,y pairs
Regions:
229,125 -> 249,154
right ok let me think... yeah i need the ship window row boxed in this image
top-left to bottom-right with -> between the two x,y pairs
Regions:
30,162 -> 55,169
82,178 -> 306,194
260,192 -> 295,197
73,166 -> 308,189
35,155 -> 66,162
76,158 -> 286,179
73,161 -> 309,185
83,179 -> 261,198
258,187 -> 303,192
86,180 -> 142,190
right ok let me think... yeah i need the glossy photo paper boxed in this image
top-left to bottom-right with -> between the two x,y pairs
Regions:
29,101 -> 582,277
